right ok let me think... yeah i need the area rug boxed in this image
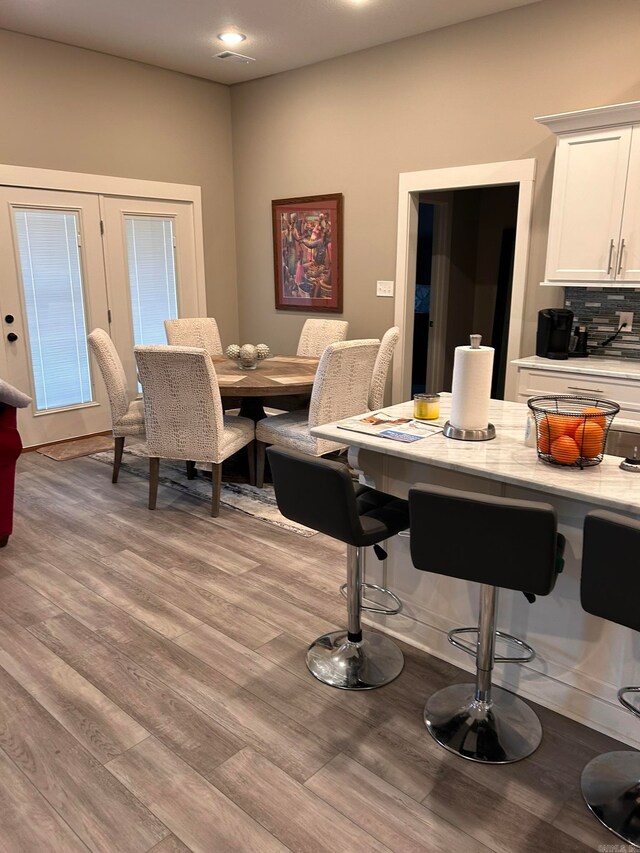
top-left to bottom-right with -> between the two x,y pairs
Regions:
37,434 -> 114,461
89,442 -> 316,537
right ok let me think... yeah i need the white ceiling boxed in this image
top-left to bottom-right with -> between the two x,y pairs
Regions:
0,0 -> 540,85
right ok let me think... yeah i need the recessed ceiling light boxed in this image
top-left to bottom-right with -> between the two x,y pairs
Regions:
218,32 -> 246,45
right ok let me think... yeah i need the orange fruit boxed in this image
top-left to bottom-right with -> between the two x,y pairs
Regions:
574,421 -> 604,458
539,414 -> 566,444
582,407 -> 606,428
538,414 -> 579,452
537,429 -> 550,454
551,435 -> 580,465
562,417 -> 583,437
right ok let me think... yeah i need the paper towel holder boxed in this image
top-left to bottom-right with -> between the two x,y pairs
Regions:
443,421 -> 496,441
443,333 -> 496,441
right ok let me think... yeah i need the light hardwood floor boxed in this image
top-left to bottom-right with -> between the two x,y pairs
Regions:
0,451 -> 626,852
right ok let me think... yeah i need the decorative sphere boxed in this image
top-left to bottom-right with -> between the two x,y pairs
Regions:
225,344 -> 241,360
256,343 -> 270,360
239,344 -> 258,369
240,344 -> 257,360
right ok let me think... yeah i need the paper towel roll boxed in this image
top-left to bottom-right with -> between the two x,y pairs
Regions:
450,339 -> 495,431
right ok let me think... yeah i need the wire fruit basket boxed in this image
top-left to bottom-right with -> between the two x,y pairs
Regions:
527,395 -> 620,469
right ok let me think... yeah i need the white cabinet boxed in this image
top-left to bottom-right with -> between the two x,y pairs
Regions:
516,366 -> 640,422
537,101 -> 640,287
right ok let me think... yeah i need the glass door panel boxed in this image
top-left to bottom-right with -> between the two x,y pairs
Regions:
13,208 -> 93,411
125,215 -> 178,346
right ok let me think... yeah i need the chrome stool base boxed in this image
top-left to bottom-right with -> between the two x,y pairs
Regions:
306,630 -> 404,690
424,682 -> 543,764
581,751 -> 640,849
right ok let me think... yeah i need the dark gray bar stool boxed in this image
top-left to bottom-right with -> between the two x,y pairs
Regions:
581,510 -> 640,849
267,446 -> 408,690
409,484 -> 565,764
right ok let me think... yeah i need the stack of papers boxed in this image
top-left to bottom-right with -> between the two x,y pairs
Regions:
337,412 -> 443,443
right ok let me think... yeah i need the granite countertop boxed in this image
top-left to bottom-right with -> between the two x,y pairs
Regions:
311,395 -> 640,516
512,355 -> 640,381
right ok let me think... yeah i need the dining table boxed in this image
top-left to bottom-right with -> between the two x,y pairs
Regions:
213,354 -> 319,421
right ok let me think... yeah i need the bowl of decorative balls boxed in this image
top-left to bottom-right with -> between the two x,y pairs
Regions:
527,396 -> 620,468
225,343 -> 270,370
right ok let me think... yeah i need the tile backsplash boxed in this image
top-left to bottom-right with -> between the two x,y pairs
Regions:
565,287 -> 640,359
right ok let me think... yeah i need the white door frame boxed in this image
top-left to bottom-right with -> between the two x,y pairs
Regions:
392,159 -> 536,403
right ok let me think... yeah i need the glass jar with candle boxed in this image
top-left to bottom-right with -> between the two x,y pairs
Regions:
414,393 -> 440,421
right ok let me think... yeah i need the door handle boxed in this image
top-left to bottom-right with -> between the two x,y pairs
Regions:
617,238 -> 626,275
607,238 -> 615,275
567,385 -> 603,394
7,333 -> 18,342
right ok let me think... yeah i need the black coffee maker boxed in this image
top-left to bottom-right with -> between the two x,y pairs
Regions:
536,308 -> 574,360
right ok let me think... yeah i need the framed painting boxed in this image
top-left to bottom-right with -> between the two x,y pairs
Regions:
272,193 -> 343,312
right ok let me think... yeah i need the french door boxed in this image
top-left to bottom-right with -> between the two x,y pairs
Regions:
0,187 -> 201,446
0,189 -> 111,446
101,197 -> 200,393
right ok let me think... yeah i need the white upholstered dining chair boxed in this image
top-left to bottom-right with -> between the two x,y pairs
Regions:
134,345 -> 255,517
87,328 -> 145,483
296,318 -> 349,358
255,338 -> 380,487
164,317 -> 224,356
368,326 -> 400,410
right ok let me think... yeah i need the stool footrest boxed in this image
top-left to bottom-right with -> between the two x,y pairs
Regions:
618,686 -> 640,719
339,582 -> 402,616
447,627 -> 535,663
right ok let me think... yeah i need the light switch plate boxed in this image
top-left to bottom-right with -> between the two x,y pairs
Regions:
376,280 -> 394,297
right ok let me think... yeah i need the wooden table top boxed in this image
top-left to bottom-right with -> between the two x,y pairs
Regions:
212,356 -> 319,397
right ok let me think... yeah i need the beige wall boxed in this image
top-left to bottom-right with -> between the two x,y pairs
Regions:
4,0 -> 640,362
230,0 -> 640,359
0,29 -> 239,340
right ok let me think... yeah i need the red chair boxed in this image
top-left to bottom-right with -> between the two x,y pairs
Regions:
0,405 -> 23,547
0,381 -> 31,548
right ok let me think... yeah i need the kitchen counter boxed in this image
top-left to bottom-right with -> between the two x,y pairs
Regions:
513,354 -> 640,381
311,396 -> 640,748
313,395 -> 640,515
512,356 -> 640,450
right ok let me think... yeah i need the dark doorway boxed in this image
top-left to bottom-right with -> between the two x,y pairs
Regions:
411,203 -> 434,395
410,184 -> 519,400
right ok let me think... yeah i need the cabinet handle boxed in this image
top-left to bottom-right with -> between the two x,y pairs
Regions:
617,238 -> 626,275
567,385 -> 604,394
607,238 -> 615,274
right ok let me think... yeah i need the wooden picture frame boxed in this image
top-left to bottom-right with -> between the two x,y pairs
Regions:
272,193 -> 343,312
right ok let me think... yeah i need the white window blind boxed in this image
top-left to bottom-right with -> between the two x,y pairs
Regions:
125,216 -> 178,347
14,208 -> 93,412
